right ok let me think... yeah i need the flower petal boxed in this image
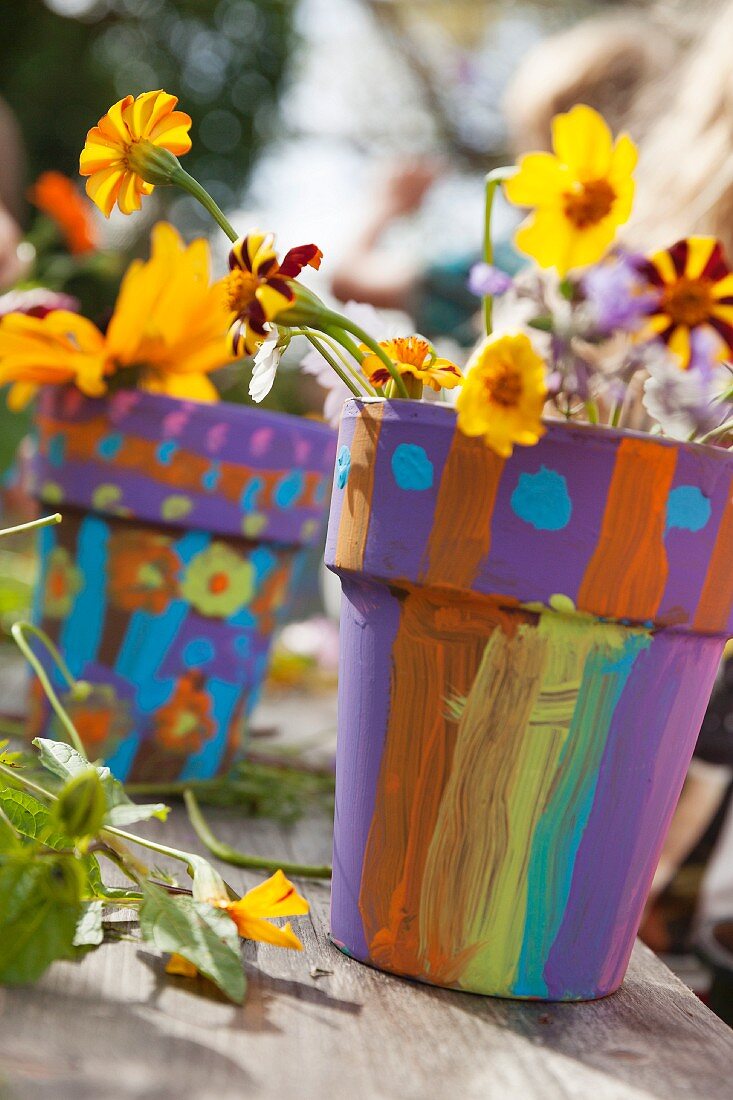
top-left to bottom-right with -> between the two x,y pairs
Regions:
552,104 -> 614,178
84,165 -> 125,218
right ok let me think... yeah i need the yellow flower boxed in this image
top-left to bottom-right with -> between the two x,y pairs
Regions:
79,90 -> 192,216
638,237 -> 733,367
457,333 -> 547,458
504,104 -> 637,276
165,953 -> 198,978
218,869 -> 309,951
0,223 -> 233,406
227,232 -> 323,356
360,336 -> 463,393
106,222 -> 234,400
0,310 -> 107,409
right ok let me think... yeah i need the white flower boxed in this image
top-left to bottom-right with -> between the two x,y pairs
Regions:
300,300 -> 390,426
642,341 -> 728,441
249,327 -> 281,403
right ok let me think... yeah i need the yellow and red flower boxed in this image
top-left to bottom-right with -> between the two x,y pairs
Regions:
638,237 -> 733,368
218,869 -> 309,951
504,104 -> 637,276
457,333 -> 547,458
226,231 -> 322,356
29,171 -> 98,255
361,336 -> 463,393
79,90 -> 192,217
107,530 -> 180,614
153,672 -> 215,754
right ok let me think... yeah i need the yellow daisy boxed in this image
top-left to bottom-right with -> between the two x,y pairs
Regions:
504,104 -> 637,276
79,90 -> 192,216
0,311 -> 107,410
457,333 -> 547,458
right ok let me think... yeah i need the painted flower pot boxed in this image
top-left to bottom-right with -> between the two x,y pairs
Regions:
325,398 -> 733,1001
29,386 -> 336,782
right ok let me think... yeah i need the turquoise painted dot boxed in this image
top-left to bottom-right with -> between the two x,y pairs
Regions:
275,470 -> 304,509
202,462 -> 221,491
97,433 -> 124,460
336,446 -> 351,490
240,476 -> 263,512
666,485 -> 711,533
511,467 -> 572,531
48,433 -> 66,469
156,439 -> 178,465
391,443 -> 433,492
234,635 -> 251,658
182,638 -> 216,667
315,477 -> 329,503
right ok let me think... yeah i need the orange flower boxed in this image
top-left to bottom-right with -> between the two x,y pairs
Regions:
153,672 -> 215,754
360,336 -> 463,392
218,870 -> 309,950
107,530 -> 180,614
28,171 -> 98,255
79,90 -> 192,216
0,310 -> 108,409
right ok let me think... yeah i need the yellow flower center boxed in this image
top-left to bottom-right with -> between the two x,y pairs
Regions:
662,277 -> 713,328
484,365 -> 523,408
226,269 -> 258,313
563,179 -> 616,229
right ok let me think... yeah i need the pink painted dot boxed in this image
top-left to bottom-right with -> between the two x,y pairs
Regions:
294,437 -> 312,464
250,427 -> 274,457
162,409 -> 191,437
108,391 -> 140,424
62,388 -> 85,417
206,423 -> 229,453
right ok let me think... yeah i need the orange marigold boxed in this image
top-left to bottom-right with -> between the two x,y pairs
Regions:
29,171 -> 98,255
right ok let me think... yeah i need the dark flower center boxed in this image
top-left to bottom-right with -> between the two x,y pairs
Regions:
226,269 -> 258,313
486,367 -> 522,408
563,179 -> 616,229
662,277 -> 713,328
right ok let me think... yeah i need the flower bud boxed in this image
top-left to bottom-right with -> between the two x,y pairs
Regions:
127,141 -> 182,187
54,768 -> 107,844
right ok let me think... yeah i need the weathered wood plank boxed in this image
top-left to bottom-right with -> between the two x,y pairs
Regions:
1,804 -> 732,1100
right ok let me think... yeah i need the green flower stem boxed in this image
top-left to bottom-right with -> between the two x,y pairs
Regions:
0,513 -> 61,539
173,167 -> 239,244
698,416 -> 733,444
323,311 -> 410,398
482,166 -> 518,336
303,333 -> 364,398
310,328 -> 378,395
184,789 -> 332,879
11,622 -> 87,759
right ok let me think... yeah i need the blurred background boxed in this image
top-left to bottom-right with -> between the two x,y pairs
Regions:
3,0 -> 733,1019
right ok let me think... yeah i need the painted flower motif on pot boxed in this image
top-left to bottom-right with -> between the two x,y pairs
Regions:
152,671 -> 215,754
60,682 -> 135,758
504,104 -> 637,276
226,231 -> 322,356
107,530 -> 180,614
457,333 -> 548,458
42,546 -> 83,618
361,336 -> 463,394
638,237 -> 733,368
181,541 -> 255,618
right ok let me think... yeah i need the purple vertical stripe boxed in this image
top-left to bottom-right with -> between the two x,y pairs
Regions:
544,630 -> 723,997
330,577 -> 401,958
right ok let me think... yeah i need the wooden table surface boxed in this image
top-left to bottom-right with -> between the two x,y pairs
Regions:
2,799 -> 733,1100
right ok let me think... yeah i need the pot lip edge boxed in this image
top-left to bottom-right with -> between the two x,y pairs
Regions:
340,397 -> 733,463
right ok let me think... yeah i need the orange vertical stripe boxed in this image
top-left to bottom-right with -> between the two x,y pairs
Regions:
420,427 -> 504,589
335,403 -> 384,572
694,474 -> 733,633
577,438 -> 677,622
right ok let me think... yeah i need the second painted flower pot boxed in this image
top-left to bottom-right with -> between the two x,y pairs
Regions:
325,398 -> 733,1001
30,387 -> 335,782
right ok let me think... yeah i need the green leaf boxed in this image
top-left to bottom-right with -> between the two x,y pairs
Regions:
33,738 -> 169,827
73,900 -> 104,947
0,858 -> 82,983
0,783 -> 106,899
139,883 -> 245,1004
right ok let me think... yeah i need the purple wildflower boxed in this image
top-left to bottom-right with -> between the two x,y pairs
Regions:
468,263 -> 513,298
581,251 -> 659,336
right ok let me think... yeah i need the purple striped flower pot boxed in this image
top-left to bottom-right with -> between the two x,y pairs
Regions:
29,386 -> 336,782
325,398 -> 733,1001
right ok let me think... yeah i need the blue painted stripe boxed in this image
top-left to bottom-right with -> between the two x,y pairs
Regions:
179,678 -> 241,779
59,517 -> 110,679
